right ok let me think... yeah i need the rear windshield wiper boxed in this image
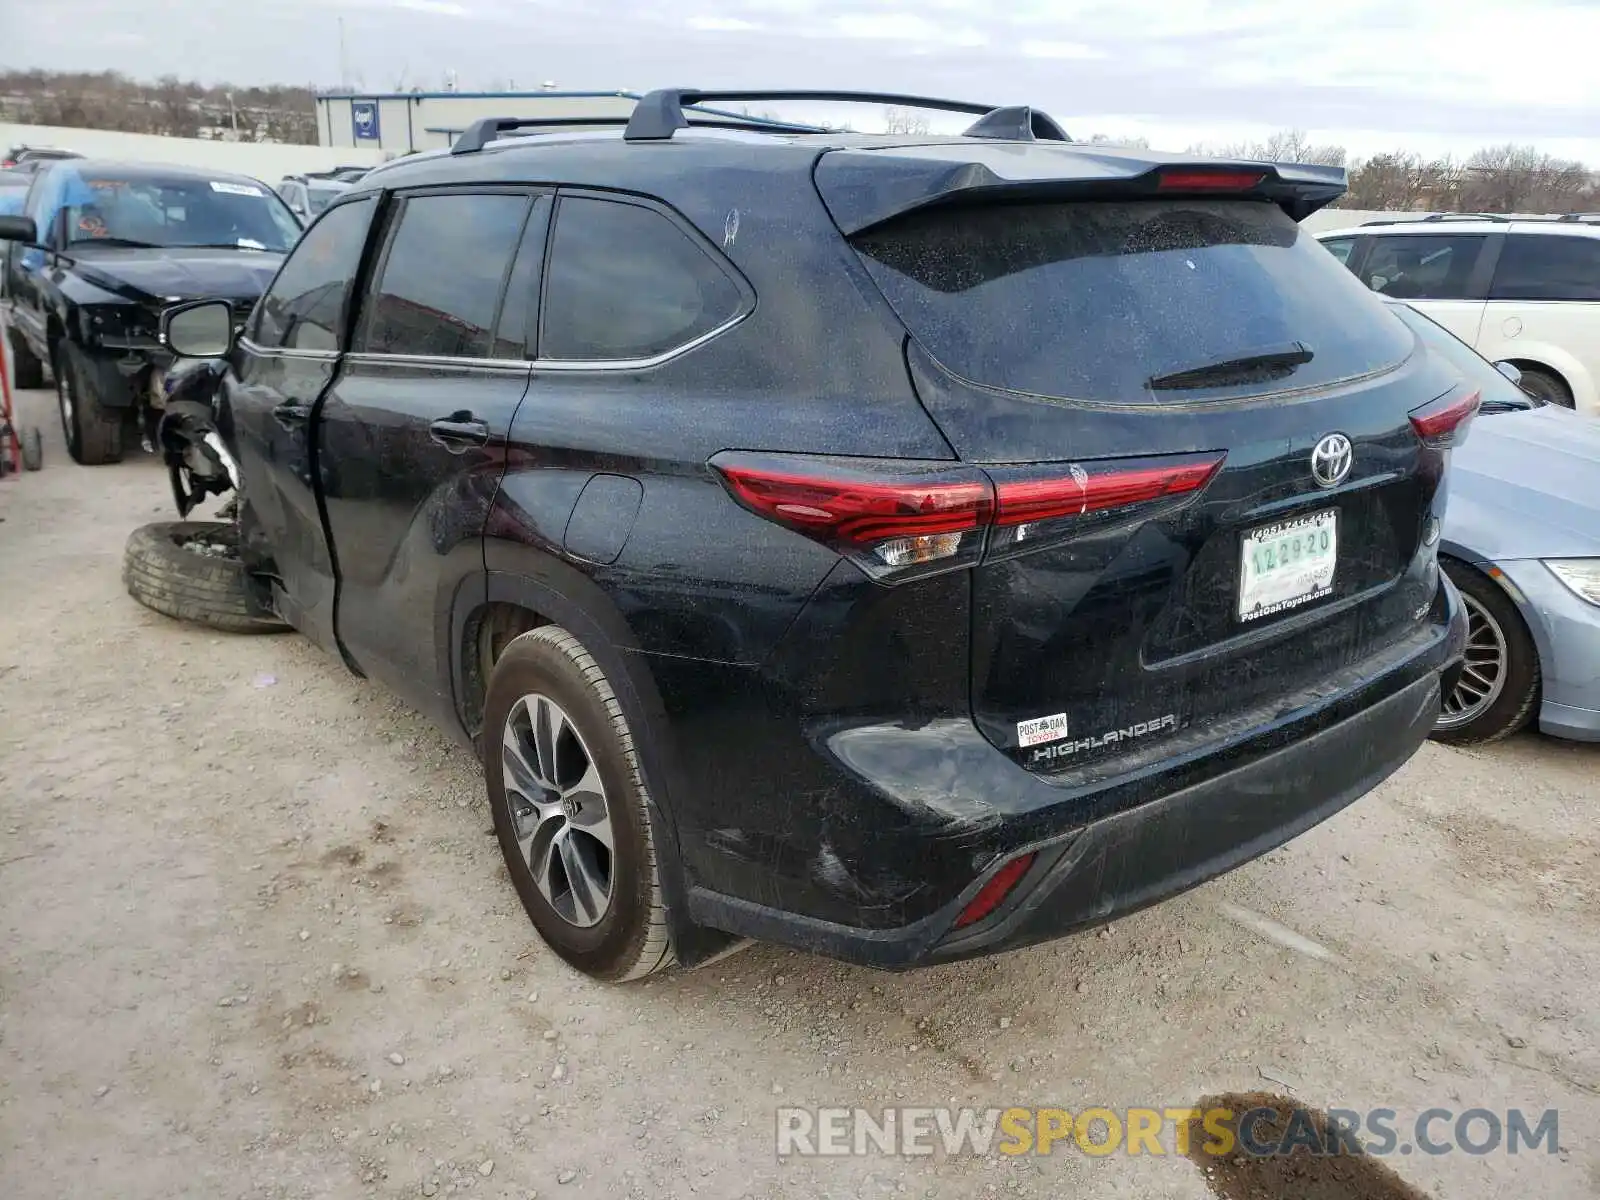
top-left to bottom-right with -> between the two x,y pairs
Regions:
1148,342 -> 1315,390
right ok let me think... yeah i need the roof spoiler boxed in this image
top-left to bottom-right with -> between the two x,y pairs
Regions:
815,151 -> 1348,234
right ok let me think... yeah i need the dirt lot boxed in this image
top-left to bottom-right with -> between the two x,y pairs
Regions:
2,386 -> 1598,1200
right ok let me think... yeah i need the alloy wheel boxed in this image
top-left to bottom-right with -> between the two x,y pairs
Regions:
1438,591 -> 1508,730
500,693 -> 615,928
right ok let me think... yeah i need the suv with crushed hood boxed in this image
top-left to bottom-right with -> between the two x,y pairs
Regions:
137,90 -> 1469,981
0,159 -> 301,464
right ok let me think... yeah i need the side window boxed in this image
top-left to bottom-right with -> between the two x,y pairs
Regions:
541,196 -> 745,361
1357,234 -> 1486,301
1490,234 -> 1600,302
358,192 -> 531,359
490,195 -> 550,360
1320,237 -> 1357,266
253,197 -> 375,352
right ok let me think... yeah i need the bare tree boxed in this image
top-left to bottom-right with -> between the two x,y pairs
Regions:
1086,132 -> 1151,149
1189,129 -> 1346,167
882,105 -> 931,136
1343,151 -> 1427,210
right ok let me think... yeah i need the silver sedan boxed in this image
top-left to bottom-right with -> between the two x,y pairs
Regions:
1388,300 -> 1600,744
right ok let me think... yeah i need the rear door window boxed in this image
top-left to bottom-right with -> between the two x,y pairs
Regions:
1489,233 -> 1600,301
540,195 -> 746,362
1358,234 -> 1487,300
853,200 -> 1412,404
358,192 -> 532,359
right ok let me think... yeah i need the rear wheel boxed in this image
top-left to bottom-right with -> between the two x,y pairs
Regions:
7,327 -> 44,389
484,625 -> 674,982
1433,561 -> 1540,745
56,342 -> 124,465
1514,366 -> 1572,409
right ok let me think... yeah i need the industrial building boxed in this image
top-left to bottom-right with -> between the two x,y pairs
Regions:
314,90 -> 782,155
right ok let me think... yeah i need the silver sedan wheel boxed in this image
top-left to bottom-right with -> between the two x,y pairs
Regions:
501,693 -> 614,928
1438,591 -> 1508,730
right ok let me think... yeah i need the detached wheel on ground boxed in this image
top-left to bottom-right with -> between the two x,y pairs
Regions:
1514,366 -> 1573,409
122,521 -> 289,634
20,426 -> 42,471
7,326 -> 45,390
484,625 -> 674,982
1433,560 -> 1541,745
55,342 -> 124,465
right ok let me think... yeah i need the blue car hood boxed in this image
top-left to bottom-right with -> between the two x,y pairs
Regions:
1445,405 -> 1600,562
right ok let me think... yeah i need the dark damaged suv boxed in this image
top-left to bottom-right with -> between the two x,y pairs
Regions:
141,90 -> 1469,981
0,159 -> 298,463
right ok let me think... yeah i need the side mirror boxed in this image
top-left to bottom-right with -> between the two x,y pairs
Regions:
0,214 -> 38,244
1493,361 -> 1523,387
162,299 -> 236,358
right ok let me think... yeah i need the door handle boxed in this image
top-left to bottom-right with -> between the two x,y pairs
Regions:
429,416 -> 491,452
272,401 -> 311,429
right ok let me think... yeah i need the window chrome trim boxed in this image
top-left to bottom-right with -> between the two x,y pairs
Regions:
331,307 -> 751,374
531,306 -> 751,372
238,336 -> 339,361
343,351 -> 534,372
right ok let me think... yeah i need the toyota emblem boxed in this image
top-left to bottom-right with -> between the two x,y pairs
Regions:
1310,433 -> 1353,488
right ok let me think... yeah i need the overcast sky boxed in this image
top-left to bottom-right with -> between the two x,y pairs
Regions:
10,0 -> 1600,163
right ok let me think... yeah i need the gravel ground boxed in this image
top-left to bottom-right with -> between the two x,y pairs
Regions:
2,386 -> 1597,1200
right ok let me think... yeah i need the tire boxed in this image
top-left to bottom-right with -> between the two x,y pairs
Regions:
1432,560 -> 1541,746
7,326 -> 44,389
1514,366 -> 1573,410
484,625 -> 674,982
122,521 -> 289,634
55,342 -> 124,465
20,426 -> 42,471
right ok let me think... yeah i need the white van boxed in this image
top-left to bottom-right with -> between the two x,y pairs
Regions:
1315,215 -> 1600,415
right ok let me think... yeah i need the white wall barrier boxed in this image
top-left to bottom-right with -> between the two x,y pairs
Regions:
1,123 -> 386,184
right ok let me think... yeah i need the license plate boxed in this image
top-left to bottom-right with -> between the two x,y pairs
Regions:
1238,511 -> 1337,622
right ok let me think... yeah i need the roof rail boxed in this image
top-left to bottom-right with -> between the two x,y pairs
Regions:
1419,212 -> 1512,223
452,109 -> 824,154
1556,211 -> 1600,222
621,88 -> 1070,142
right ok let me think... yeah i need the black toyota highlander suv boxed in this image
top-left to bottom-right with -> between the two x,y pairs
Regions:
131,90 -> 1469,982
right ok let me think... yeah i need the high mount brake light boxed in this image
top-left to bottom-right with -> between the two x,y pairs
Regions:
1157,169 -> 1267,192
1409,388 -> 1480,447
710,451 -> 1225,582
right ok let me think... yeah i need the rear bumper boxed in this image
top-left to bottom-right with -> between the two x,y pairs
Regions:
685,580 -> 1466,969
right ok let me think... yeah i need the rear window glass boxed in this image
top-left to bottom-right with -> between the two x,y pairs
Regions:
852,200 -> 1413,404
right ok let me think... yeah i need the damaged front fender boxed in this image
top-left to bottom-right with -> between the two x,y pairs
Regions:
158,357 -> 236,517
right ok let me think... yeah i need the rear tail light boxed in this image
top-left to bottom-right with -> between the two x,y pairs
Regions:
954,852 -> 1036,929
986,452 -> 1225,558
1409,388 -> 1480,447
1157,169 -> 1267,192
710,450 -> 1224,582
711,451 -> 992,581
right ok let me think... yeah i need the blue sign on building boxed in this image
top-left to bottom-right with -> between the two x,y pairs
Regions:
351,101 -> 381,142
